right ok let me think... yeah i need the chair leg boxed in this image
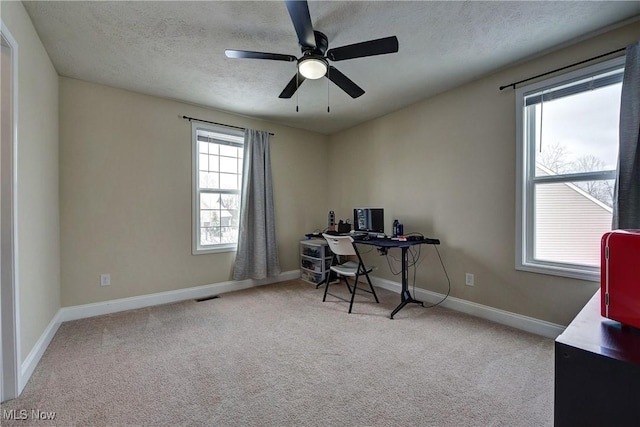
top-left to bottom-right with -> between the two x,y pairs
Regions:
342,276 -> 352,293
348,274 -> 360,313
322,274 -> 331,302
363,271 -> 379,303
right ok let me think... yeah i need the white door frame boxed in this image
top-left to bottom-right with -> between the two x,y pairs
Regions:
1,20 -> 20,402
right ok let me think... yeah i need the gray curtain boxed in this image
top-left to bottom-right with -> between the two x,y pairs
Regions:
613,41 -> 640,230
233,129 -> 281,280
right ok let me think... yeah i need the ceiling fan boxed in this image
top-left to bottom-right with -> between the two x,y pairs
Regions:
224,0 -> 399,99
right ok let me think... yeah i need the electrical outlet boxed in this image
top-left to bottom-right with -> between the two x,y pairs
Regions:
100,274 -> 111,287
465,273 -> 474,286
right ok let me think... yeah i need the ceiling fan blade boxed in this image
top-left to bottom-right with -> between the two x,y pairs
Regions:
284,0 -> 316,49
225,49 -> 297,62
279,73 -> 307,98
327,66 -> 365,99
326,36 -> 399,61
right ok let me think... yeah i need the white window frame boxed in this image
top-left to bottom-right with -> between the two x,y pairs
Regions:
192,122 -> 244,254
515,56 -> 625,281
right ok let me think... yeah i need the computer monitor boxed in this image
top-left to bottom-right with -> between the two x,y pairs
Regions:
353,208 -> 384,234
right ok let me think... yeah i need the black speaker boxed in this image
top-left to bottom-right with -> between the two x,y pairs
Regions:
337,220 -> 351,233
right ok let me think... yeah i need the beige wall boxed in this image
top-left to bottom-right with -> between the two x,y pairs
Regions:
1,1 -> 61,361
59,78 -> 328,306
327,22 -> 640,326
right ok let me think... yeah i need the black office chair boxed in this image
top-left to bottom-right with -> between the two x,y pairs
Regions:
322,234 -> 379,313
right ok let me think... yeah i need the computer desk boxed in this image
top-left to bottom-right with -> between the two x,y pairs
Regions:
354,237 -> 441,319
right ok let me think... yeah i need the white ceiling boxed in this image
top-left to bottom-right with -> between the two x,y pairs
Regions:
23,1 -> 640,135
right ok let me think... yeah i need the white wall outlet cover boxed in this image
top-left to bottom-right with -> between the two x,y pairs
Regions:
465,273 -> 474,286
100,274 -> 111,286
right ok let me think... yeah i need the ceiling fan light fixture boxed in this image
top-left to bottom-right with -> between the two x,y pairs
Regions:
298,57 -> 327,79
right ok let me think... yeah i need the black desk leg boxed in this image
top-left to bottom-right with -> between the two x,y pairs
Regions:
390,246 -> 423,319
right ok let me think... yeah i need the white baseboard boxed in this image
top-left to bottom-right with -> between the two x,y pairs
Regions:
19,310 -> 63,394
371,276 -> 566,339
59,270 -> 300,322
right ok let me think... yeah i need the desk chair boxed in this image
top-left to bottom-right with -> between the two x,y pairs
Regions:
322,234 -> 379,313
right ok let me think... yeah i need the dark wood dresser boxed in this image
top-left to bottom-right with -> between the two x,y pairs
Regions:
555,289 -> 640,426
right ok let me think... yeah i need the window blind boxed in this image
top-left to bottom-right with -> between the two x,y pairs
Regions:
524,71 -> 623,106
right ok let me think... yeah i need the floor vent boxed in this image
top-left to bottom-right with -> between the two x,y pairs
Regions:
195,295 -> 220,302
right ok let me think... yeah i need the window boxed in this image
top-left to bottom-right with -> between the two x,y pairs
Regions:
192,122 -> 244,254
515,57 -> 625,281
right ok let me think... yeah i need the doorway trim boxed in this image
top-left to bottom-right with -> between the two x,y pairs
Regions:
1,20 -> 20,402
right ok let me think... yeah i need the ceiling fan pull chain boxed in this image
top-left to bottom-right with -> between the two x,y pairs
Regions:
327,68 -> 330,113
296,72 -> 299,112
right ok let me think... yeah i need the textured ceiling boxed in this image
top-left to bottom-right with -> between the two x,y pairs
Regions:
23,1 -> 640,135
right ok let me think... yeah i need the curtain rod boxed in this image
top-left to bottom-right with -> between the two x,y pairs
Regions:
182,115 -> 275,136
499,47 -> 626,91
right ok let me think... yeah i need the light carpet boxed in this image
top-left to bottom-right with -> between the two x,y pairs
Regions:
1,280 -> 554,426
